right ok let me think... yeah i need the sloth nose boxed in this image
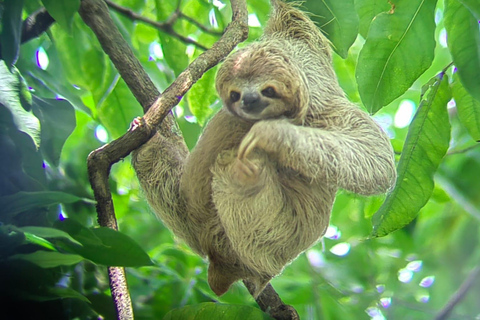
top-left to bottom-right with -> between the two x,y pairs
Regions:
242,92 -> 266,113
242,92 -> 260,106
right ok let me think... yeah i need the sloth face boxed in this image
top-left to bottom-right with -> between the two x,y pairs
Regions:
216,42 -> 308,123
224,79 -> 293,121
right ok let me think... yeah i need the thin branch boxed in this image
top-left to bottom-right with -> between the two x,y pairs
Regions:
447,143 -> 480,155
178,11 -> 223,36
21,7 -> 55,43
435,265 -> 480,320
244,281 -> 300,320
104,0 -> 211,51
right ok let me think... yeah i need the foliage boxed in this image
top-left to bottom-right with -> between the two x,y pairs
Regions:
0,0 -> 479,319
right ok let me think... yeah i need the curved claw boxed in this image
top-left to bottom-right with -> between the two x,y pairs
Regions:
238,134 -> 260,160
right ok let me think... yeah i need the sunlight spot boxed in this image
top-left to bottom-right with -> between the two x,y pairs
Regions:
209,9 -> 218,28
439,28 -> 448,48
117,186 -> 128,195
330,242 -> 350,257
406,260 -> 423,272
95,125 -> 109,143
212,0 -> 226,9
419,276 -> 435,288
380,297 -> 391,309
373,113 -> 394,138
416,293 -> 430,303
174,105 -> 184,118
448,98 -> 456,109
398,268 -> 414,283
394,99 -> 416,128
324,225 -> 341,240
185,115 -> 197,123
36,47 -> 49,70
149,41 -> 164,60
435,8 -> 443,25
307,249 -> 325,268
376,284 -> 385,293
248,14 -> 261,27
366,307 -> 385,320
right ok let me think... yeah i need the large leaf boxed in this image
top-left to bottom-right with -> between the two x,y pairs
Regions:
372,73 -> 451,237
163,302 -> 273,320
0,61 -> 40,146
19,226 -> 83,246
50,18 -> 116,103
452,73 -> 480,141
41,0 -> 80,31
10,251 -> 84,268
55,219 -> 153,267
356,0 -> 437,113
98,76 -> 143,139
354,0 -> 391,38
459,0 -> 480,19
444,0 -> 480,102
0,0 -> 24,67
32,96 -> 76,166
301,0 -> 359,58
0,191 -> 84,217
187,67 -> 217,126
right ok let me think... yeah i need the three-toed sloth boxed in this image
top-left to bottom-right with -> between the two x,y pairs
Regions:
132,0 -> 396,297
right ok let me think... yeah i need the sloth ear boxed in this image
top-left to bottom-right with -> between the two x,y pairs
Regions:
208,262 -> 240,296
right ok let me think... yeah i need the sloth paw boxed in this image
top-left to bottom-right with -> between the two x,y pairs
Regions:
233,158 -> 261,185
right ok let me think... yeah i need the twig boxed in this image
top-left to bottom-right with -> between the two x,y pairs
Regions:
104,0 -> 210,51
435,265 -> 480,320
178,11 -> 223,35
244,281 -> 300,320
21,7 -> 55,43
447,143 -> 480,155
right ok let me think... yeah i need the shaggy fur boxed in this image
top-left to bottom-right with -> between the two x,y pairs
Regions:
132,0 -> 396,298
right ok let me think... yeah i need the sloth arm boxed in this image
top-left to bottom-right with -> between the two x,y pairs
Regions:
238,106 -> 396,195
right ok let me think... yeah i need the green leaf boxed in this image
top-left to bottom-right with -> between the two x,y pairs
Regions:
23,233 -> 57,251
0,191 -> 84,217
19,226 -> 83,246
32,96 -> 76,166
452,73 -> 480,141
444,0 -> 480,102
187,68 -> 217,126
301,0 -> 359,58
356,0 -> 437,113
88,227 -> 153,267
10,251 -> 83,268
0,61 -> 41,146
0,0 -> 24,67
44,287 -> 90,303
98,77 -> 143,139
354,0 -> 391,38
41,0 -> 80,31
372,73 -> 451,237
163,302 -> 273,320
55,219 -> 153,267
459,0 -> 480,19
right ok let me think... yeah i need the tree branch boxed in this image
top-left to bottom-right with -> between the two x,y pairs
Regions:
104,0 -> 212,51
244,281 -> 300,320
435,265 -> 480,320
21,8 -> 55,43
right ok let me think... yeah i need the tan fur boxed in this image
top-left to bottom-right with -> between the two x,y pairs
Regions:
132,0 -> 396,298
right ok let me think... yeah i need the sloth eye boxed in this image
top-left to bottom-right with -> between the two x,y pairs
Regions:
261,87 -> 276,98
230,91 -> 241,102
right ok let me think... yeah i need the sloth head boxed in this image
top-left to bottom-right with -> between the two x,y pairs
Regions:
216,42 -> 309,124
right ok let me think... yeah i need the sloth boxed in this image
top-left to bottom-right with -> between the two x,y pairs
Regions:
132,0 -> 396,298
